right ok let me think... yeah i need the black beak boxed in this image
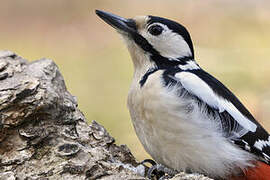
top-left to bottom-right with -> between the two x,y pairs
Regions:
95,10 -> 137,34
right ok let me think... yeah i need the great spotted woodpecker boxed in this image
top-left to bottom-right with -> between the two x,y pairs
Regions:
96,10 -> 270,179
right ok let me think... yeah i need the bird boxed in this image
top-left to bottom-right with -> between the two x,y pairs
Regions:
96,10 -> 270,180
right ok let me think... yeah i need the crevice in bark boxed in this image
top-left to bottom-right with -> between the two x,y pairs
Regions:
0,51 -> 211,180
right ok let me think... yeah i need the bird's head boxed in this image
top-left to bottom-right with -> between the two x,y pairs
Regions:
96,10 -> 194,70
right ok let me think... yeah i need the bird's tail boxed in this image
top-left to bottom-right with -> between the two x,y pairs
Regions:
231,161 -> 270,180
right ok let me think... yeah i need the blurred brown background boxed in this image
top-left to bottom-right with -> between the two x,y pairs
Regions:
1,0 -> 270,160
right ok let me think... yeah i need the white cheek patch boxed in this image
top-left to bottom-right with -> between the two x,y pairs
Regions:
140,23 -> 192,59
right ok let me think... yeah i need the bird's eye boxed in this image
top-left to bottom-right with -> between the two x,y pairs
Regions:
148,25 -> 163,36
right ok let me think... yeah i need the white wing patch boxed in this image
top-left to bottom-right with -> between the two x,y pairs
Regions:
254,136 -> 270,150
173,72 -> 257,133
263,152 -> 270,161
178,61 -> 200,70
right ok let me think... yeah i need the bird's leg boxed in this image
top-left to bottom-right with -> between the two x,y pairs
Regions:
141,159 -> 157,166
140,159 -> 178,180
147,164 -> 178,179
140,159 -> 163,179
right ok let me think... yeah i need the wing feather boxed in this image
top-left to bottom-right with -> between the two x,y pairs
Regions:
170,71 -> 257,133
164,68 -> 270,163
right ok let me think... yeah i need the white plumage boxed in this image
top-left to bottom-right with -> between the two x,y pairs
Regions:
140,22 -> 192,59
127,40 -> 256,178
174,71 -> 257,133
96,10 -> 270,179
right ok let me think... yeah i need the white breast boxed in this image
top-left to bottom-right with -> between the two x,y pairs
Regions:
127,70 -> 256,179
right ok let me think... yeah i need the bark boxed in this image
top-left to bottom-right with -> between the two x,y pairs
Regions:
0,51 -> 211,180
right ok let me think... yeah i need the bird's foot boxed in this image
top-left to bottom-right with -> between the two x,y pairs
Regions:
140,159 -> 178,180
141,159 -> 157,167
147,164 -> 178,180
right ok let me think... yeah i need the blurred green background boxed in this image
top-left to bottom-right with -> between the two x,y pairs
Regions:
1,0 -> 270,160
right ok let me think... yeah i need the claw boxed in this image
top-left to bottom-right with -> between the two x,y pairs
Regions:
158,175 -> 171,180
140,159 -> 178,180
140,159 -> 157,166
147,164 -> 165,179
147,163 -> 177,180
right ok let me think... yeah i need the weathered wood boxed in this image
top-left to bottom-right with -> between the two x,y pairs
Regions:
0,51 -> 211,180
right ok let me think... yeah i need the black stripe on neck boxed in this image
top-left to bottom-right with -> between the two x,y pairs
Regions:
139,68 -> 158,87
151,55 -> 192,69
139,57 -> 193,87
131,32 -> 193,69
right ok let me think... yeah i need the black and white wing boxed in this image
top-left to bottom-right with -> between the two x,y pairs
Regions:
164,68 -> 270,163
